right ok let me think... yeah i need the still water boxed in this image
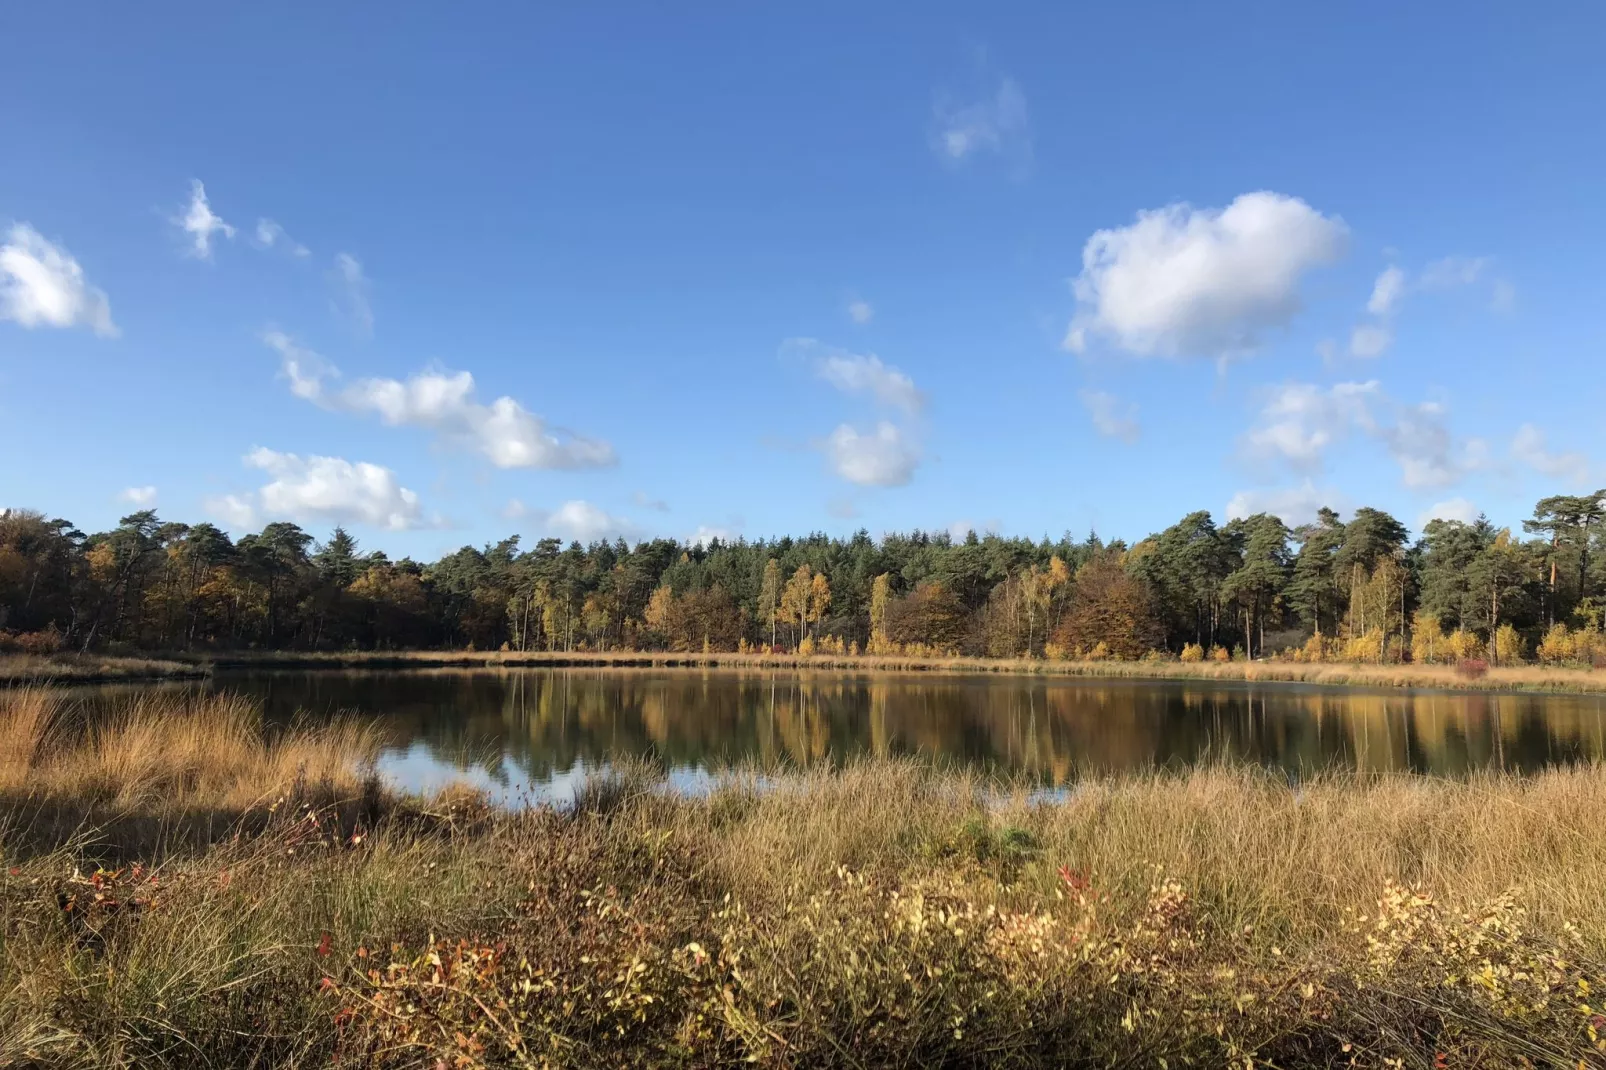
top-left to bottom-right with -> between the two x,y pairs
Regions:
94,669 -> 1606,804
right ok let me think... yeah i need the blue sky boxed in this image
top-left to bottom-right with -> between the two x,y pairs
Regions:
3,3 -> 1603,556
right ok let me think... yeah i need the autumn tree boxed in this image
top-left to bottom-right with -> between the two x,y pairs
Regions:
1051,551 -> 1163,659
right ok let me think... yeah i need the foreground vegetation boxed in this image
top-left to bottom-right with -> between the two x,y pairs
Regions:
3,689 -> 1605,1067
4,492 -> 1606,674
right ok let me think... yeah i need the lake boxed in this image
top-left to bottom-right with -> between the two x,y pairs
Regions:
81,669 -> 1606,803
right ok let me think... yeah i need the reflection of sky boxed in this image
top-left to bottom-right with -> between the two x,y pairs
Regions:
377,742 -> 723,808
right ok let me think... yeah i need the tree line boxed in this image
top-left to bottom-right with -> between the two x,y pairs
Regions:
2,492 -> 1604,665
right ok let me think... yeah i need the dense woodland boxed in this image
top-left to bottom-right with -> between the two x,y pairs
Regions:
2,492 -> 1605,665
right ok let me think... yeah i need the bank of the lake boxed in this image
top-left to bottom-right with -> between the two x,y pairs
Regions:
2,687 -> 1604,1068
0,652 -> 210,686
169,647 -> 1606,695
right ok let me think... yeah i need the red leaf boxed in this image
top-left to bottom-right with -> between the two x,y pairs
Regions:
317,931 -> 333,958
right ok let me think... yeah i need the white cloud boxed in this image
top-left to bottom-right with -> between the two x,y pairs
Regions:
175,180 -> 234,260
117,486 -> 157,507
1078,389 -> 1139,443
263,330 -> 331,401
207,494 -> 259,530
1,225 -> 118,337
847,299 -> 874,324
1244,380 -> 1379,470
331,252 -> 373,338
1419,256 -> 1491,290
825,422 -> 920,487
631,490 -> 670,512
209,448 -> 429,531
508,499 -> 639,544
1225,481 -> 1339,527
254,218 -> 309,257
1511,424 -> 1592,486
945,518 -> 999,542
933,77 -> 1029,163
268,333 -> 617,470
1243,381 -> 1482,490
815,348 -> 924,414
688,525 -> 738,548
1418,498 -> 1480,528
1348,323 -> 1393,359
1064,192 -> 1346,357
1366,265 -> 1406,316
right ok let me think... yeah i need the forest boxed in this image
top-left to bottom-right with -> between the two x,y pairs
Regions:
2,492 -> 1604,666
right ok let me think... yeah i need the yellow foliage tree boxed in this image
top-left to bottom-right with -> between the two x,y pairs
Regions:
1410,611 -> 1447,665
868,573 -> 893,655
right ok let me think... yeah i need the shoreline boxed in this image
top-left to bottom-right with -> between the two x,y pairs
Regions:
188,648 -> 1606,695
8,648 -> 1606,695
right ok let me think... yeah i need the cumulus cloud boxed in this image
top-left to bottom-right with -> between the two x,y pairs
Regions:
117,486 -> 157,507
507,499 -> 640,544
932,77 -> 1030,163
1418,497 -> 1480,528
175,180 -> 234,260
1243,380 -> 1483,490
688,525 -> 739,548
208,448 -> 429,531
0,225 -> 118,337
254,219 -> 309,257
1225,481 -> 1340,527
825,422 -> 920,487
331,252 -> 374,338
1366,265 -> 1406,316
1064,192 -> 1346,358
267,333 -> 617,470
847,299 -> 874,324
1511,424 -> 1592,486
1078,389 -> 1139,443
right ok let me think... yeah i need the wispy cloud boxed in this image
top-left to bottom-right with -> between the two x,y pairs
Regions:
631,490 -> 670,512
174,180 -> 234,260
267,331 -> 618,470
254,218 -> 310,257
330,252 -> 373,338
1078,389 -> 1140,443
1242,380 -> 1487,491
932,76 -> 1030,166
847,298 -> 874,324
1511,424 -> 1593,486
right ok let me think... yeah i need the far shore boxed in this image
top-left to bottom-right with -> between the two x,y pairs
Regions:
8,647 -> 1596,695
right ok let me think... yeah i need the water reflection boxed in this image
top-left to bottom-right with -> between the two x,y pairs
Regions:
131,669 -> 1606,802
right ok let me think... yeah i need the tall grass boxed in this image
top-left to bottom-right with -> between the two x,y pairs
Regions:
2,688 -> 1604,1066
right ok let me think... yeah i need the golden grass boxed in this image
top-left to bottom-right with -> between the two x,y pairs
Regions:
3,686 -> 1605,1066
0,687 -> 380,812
197,647 -> 1606,694
0,653 -> 208,685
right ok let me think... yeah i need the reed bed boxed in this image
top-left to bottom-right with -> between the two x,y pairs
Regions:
1,688 -> 1604,1067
